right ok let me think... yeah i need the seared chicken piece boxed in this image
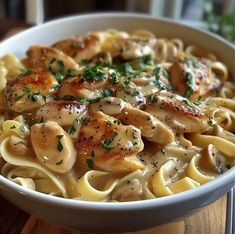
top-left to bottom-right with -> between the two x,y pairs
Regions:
169,57 -> 222,100
103,35 -> 156,60
35,101 -> 87,126
145,91 -> 208,133
90,97 -> 128,116
52,33 -> 102,63
5,68 -> 58,112
58,66 -> 111,99
115,80 -> 146,108
76,111 -> 144,173
119,106 -> 174,144
31,121 -> 76,173
25,45 -> 80,77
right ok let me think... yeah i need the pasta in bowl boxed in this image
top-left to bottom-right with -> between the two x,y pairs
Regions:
0,13 -> 234,232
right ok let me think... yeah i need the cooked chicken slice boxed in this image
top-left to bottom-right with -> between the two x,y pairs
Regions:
58,66 -> 110,99
115,80 -> 146,108
169,57 -> 221,100
25,45 -> 80,78
35,101 -> 87,126
103,35 -> 156,60
145,91 -> 208,133
31,121 -> 76,173
90,97 -> 128,116
52,33 -> 102,63
5,68 -> 58,112
76,111 -> 144,173
119,106 -> 174,144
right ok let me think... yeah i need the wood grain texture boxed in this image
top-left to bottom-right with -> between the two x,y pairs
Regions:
19,196 -> 227,234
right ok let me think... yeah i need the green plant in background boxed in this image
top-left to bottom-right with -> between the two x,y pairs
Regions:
203,0 -> 235,43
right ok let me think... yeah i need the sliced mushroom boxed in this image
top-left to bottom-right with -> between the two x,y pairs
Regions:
35,101 -> 87,126
76,111 -> 144,173
119,106 -> 174,144
5,68 -> 58,112
199,144 -> 225,174
31,121 -> 76,173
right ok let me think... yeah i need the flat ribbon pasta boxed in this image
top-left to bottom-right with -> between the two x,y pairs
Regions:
0,137 -> 68,197
189,133 -> 235,158
76,170 -> 119,201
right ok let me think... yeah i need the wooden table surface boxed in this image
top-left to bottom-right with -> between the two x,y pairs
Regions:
0,194 -> 227,234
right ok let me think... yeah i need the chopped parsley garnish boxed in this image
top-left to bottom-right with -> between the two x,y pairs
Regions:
131,89 -> 140,96
153,67 -> 170,90
136,55 -> 153,69
10,125 -> 16,129
101,138 -> 114,152
207,119 -> 215,126
14,93 -> 24,101
113,119 -> 121,125
76,97 -> 102,104
132,140 -> 138,146
109,71 -> 119,84
52,83 -> 60,89
184,71 -> 194,98
69,126 -> 76,135
186,57 -> 199,68
115,63 -> 139,76
83,65 -> 106,81
146,94 -> 158,103
19,125 -> 26,132
103,87 -> 113,97
57,60 -> 65,73
56,135 -> 64,152
56,159 -> 63,165
123,78 -> 130,89
22,86 -> 31,94
86,158 -> 94,169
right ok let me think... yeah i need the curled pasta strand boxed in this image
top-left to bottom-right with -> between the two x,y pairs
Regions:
188,133 -> 235,157
0,137 -> 68,197
76,170 -> 119,201
186,155 -> 214,184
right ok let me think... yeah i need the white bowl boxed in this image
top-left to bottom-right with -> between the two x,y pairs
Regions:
0,13 -> 234,232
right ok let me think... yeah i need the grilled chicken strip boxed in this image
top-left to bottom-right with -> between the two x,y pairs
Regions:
76,111 -> 144,173
35,101 -> 87,126
145,91 -> 209,133
52,33 -> 102,63
169,57 -> 222,100
5,68 -> 58,112
119,106 -> 174,144
24,45 -> 80,77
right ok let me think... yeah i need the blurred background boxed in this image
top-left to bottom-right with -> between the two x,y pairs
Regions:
0,0 -> 234,43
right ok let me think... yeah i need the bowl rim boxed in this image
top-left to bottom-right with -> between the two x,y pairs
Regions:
0,12 -> 235,210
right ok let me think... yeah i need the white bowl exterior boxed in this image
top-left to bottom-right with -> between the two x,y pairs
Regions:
0,13 -> 235,232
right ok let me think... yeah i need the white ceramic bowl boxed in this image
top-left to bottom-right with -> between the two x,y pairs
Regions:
0,13 -> 234,232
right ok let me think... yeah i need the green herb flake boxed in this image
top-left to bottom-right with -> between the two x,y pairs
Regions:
56,135 -> 64,152
83,65 -> 105,81
184,71 -> 194,98
22,86 -> 31,94
131,89 -> 140,97
123,78 -> 130,89
86,158 -> 94,169
110,71 -> 119,84
14,93 -> 25,101
57,135 -> 64,140
19,125 -> 26,132
69,126 -> 76,135
101,138 -> 114,152
10,125 -> 16,129
106,120 -> 113,126
56,159 -> 63,165
207,119 -> 215,126
103,88 -> 113,97
186,57 -> 199,68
